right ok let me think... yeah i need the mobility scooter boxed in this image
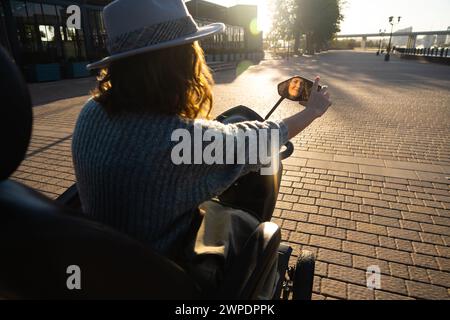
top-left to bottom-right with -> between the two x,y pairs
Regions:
0,46 -> 314,300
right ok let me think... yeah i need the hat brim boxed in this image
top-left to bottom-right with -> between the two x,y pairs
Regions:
86,23 -> 225,70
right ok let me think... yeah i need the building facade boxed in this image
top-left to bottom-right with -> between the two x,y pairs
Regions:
185,0 -> 263,54
1,1 -> 107,69
0,0 -> 263,81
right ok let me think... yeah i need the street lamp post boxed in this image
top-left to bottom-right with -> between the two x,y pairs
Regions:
377,29 -> 385,56
385,16 -> 401,61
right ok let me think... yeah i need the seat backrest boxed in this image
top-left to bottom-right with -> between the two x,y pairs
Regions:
0,47 -> 32,181
0,180 -> 200,299
0,46 -> 200,299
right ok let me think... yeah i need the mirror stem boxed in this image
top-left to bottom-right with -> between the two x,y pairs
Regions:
265,97 -> 285,120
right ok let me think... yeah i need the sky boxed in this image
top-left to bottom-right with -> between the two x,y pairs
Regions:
201,0 -> 450,35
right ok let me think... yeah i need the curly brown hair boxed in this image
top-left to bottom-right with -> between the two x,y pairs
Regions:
91,41 -> 214,119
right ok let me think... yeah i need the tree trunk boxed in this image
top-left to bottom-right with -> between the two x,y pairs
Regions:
306,33 -> 314,55
294,30 -> 301,54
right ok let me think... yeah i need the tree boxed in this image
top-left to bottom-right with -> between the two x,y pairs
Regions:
267,0 -> 296,49
294,0 -> 343,54
269,0 -> 344,54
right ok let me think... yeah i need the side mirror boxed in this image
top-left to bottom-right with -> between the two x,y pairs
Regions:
277,76 -> 322,106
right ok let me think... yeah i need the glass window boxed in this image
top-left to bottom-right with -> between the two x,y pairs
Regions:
0,1 -> 11,52
10,1 -> 87,64
11,1 -> 39,62
96,11 -> 105,33
62,27 -> 86,60
39,25 -> 54,42
59,26 -> 65,41
26,2 -> 43,24
55,5 -> 65,25
86,8 -> 107,59
89,10 -> 99,40
41,3 -> 58,25
66,27 -> 76,41
11,0 -> 27,18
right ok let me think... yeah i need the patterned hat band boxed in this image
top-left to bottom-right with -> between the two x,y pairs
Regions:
107,16 -> 199,55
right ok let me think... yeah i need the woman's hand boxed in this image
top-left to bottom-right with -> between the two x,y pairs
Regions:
282,76 -> 333,140
305,77 -> 332,118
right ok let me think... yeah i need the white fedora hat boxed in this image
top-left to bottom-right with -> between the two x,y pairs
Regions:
86,0 -> 225,70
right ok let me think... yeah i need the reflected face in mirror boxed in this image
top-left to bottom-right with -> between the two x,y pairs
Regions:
288,77 -> 303,99
278,76 -> 319,105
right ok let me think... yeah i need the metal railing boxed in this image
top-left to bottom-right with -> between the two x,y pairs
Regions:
395,47 -> 450,58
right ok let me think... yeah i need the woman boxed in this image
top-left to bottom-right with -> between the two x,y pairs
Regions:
280,76 -> 313,103
72,0 -> 332,259
288,77 -> 303,100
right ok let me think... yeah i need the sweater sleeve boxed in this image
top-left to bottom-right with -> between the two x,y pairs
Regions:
189,118 -> 290,198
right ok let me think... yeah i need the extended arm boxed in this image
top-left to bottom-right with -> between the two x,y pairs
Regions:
282,77 -> 332,140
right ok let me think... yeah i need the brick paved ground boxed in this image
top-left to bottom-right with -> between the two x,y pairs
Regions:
12,51 -> 450,299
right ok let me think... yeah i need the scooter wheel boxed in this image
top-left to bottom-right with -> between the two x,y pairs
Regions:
292,250 -> 315,300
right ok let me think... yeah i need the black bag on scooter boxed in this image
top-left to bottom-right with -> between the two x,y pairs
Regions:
181,200 -> 279,299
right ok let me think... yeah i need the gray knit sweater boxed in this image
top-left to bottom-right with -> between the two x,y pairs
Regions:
72,99 -> 289,255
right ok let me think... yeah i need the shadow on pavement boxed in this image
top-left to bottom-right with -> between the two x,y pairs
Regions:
28,77 -> 96,107
213,59 -> 265,84
28,59 -> 265,105
274,50 -> 450,92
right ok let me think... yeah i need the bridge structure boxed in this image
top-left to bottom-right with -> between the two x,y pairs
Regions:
335,30 -> 450,50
